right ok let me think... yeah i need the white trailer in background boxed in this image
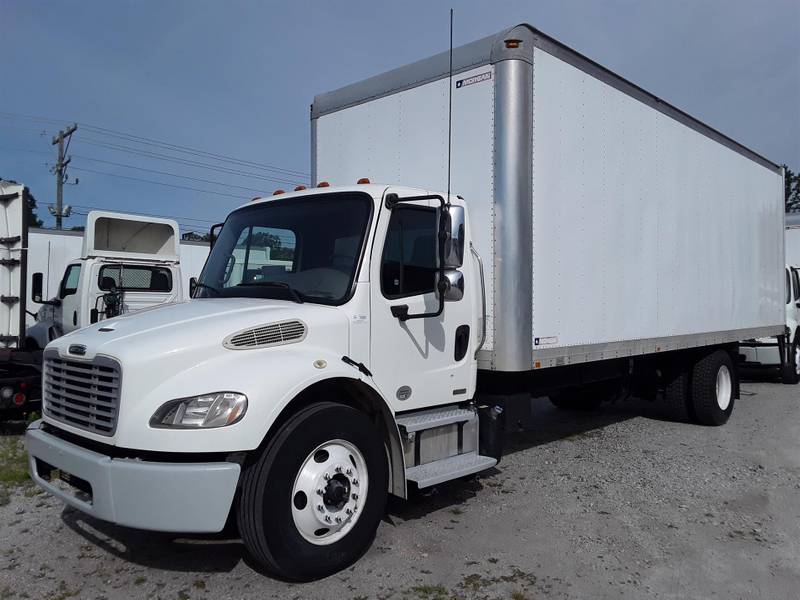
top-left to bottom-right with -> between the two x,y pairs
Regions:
26,24 -> 785,581
0,179 -> 209,417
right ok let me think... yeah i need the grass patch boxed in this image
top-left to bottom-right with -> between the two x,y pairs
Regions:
0,437 -> 29,486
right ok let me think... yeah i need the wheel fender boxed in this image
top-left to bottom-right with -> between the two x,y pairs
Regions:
254,353 -> 407,499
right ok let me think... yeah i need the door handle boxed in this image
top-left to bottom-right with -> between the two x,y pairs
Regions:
72,311 -> 77,326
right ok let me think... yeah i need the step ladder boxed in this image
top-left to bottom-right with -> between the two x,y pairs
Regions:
397,405 -> 497,488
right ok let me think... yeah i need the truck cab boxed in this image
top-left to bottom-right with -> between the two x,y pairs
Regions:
26,211 -> 183,347
740,264 -> 800,382
27,184 -> 485,580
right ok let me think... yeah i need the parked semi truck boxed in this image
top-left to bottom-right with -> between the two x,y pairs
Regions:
0,179 -> 204,418
27,24 -> 784,581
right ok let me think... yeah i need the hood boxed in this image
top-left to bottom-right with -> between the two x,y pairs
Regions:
50,298 -> 349,363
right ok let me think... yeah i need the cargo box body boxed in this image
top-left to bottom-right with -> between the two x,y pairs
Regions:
312,24 -> 785,373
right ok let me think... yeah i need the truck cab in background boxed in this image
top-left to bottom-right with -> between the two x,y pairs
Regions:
740,264 -> 800,383
25,211 -> 183,347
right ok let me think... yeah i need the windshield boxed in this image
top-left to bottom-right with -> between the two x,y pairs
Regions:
196,192 -> 373,304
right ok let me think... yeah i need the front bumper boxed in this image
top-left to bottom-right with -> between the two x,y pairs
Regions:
26,420 -> 240,533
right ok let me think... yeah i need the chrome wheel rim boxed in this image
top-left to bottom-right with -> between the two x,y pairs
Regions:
291,439 -> 368,546
716,365 -> 732,410
794,346 -> 800,375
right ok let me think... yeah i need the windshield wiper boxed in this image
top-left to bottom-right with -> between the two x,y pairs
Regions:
193,282 -> 222,297
236,281 -> 304,304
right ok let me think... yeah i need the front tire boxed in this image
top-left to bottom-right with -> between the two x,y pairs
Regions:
690,350 -> 735,426
781,338 -> 800,385
237,402 -> 388,581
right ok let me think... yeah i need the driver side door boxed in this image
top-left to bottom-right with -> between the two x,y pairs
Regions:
368,192 -> 474,412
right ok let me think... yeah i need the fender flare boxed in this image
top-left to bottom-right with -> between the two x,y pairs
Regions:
257,374 -> 407,499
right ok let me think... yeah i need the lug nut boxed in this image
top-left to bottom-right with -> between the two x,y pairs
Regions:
317,504 -> 324,512
324,515 -> 332,523
352,478 -> 359,486
316,488 -> 324,496
345,508 -> 353,515
335,466 -> 342,473
352,493 -> 359,500
335,516 -> 342,523
324,473 -> 331,480
345,468 -> 353,476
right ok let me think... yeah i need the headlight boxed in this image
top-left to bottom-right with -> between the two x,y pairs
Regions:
150,392 -> 247,429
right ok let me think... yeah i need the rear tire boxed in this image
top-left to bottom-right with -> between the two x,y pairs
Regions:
781,338 -> 799,385
663,362 -> 693,421
690,350 -> 735,426
237,402 -> 388,581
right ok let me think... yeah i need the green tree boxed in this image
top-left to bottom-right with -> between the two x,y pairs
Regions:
784,165 -> 800,213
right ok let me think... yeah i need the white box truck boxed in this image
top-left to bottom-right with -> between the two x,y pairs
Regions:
0,179 -> 206,418
27,24 -> 784,581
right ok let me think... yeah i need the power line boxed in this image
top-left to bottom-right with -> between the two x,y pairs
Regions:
74,136 -> 305,186
0,110 -> 310,178
68,166 -> 252,200
70,154 -> 271,194
70,204 -> 220,225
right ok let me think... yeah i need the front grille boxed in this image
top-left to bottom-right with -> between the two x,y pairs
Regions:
223,320 -> 307,349
42,351 -> 121,436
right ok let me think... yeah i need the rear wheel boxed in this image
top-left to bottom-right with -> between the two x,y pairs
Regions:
663,362 -> 693,421
781,337 -> 800,385
690,350 -> 735,426
237,402 -> 388,581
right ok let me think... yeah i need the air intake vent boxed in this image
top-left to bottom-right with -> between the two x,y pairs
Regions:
223,320 -> 307,350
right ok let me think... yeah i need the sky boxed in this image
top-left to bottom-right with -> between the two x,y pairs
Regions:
2,0 -> 798,233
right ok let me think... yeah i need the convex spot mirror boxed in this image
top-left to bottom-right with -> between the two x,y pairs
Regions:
439,205 -> 465,269
439,269 -> 464,302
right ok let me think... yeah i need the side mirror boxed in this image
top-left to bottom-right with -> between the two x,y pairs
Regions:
90,308 -> 99,324
31,272 -> 43,303
439,269 -> 464,302
189,277 -> 197,297
209,223 -> 223,249
440,205 -> 465,268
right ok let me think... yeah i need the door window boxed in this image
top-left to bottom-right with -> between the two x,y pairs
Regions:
60,264 -> 81,298
381,206 -> 438,299
98,265 -> 173,292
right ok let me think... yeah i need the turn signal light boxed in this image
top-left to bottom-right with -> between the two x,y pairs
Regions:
317,181 -> 330,187
273,189 -> 285,195
294,185 -> 307,191
357,178 -> 370,184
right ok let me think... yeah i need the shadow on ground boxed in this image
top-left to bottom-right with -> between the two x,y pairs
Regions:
52,388 -> 760,576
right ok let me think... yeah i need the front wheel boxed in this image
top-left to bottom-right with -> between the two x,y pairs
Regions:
781,338 -> 800,385
237,402 -> 388,581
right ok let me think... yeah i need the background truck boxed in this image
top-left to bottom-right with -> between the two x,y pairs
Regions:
27,24 -> 784,582
0,179 -> 206,418
740,213 -> 800,378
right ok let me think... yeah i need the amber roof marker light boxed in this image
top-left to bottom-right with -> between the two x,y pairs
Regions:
272,189 -> 285,195
505,39 -> 522,49
357,178 -> 370,184
317,181 -> 330,187
294,185 -> 307,191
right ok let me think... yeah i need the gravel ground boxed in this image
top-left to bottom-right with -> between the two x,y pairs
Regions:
0,379 -> 798,600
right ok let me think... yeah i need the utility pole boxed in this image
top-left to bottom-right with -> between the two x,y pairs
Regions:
50,124 -> 78,229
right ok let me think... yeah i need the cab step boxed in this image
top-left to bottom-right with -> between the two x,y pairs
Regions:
406,452 -> 497,488
396,406 -> 475,432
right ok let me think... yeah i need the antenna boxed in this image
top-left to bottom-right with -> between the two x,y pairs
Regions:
446,8 -> 453,207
